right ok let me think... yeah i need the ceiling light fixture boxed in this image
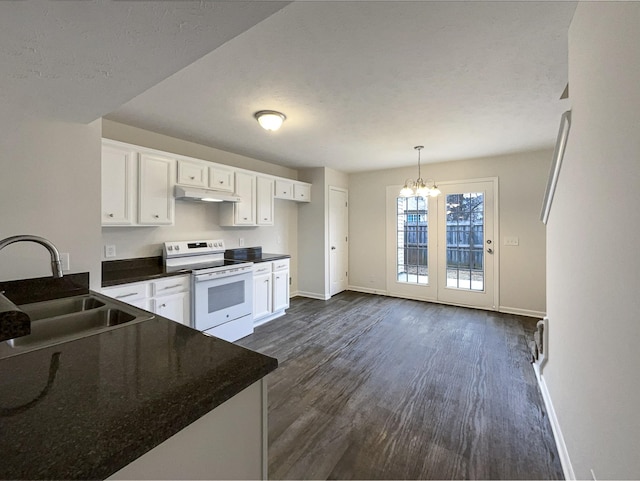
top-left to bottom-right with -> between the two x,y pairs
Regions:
254,110 -> 286,131
399,146 -> 441,198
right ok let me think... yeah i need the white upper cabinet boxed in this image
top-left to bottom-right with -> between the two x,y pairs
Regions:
256,176 -> 274,226
220,171 -> 255,226
209,166 -> 234,192
274,179 -> 293,200
102,140 -> 175,227
177,160 -> 208,188
176,159 -> 234,192
103,138 -> 311,227
293,182 -> 311,202
102,143 -> 136,226
138,153 -> 175,225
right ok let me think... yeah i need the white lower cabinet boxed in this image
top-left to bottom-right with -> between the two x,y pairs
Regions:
253,265 -> 272,320
150,276 -> 191,326
102,275 -> 191,326
253,259 -> 289,325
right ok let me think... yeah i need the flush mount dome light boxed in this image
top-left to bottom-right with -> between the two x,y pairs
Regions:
254,110 -> 286,131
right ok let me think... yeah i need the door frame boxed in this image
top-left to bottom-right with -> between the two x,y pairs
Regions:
385,177 -> 499,311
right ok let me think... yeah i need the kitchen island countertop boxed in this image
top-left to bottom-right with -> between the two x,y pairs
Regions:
0,282 -> 277,479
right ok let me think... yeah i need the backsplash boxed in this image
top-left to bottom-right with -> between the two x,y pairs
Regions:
101,201 -> 296,261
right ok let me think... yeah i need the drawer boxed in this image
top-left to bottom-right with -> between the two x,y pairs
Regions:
102,282 -> 150,302
152,275 -> 190,296
253,264 -> 272,276
272,259 -> 290,271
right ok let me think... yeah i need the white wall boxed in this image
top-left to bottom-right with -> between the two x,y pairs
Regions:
349,149 -> 551,315
297,167 -> 349,299
101,120 -> 302,293
544,3 -> 640,479
0,114 -> 102,290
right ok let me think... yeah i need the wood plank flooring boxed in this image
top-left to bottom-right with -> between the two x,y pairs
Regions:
238,292 -> 563,480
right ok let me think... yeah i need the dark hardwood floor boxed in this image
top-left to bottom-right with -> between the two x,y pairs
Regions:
238,291 -> 563,480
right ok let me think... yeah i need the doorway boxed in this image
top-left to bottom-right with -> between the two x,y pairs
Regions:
386,178 -> 498,310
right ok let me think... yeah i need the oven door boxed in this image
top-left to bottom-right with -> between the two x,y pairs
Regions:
192,270 -> 253,331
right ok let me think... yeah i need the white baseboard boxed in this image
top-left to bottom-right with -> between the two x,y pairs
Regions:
536,372 -> 575,480
347,285 -> 388,296
253,310 -> 286,328
296,291 -> 330,301
499,305 -> 546,318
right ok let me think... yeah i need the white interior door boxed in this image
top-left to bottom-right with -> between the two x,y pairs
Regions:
329,187 -> 349,296
437,179 -> 497,309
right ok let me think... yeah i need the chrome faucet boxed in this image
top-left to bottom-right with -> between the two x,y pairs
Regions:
0,235 -> 63,278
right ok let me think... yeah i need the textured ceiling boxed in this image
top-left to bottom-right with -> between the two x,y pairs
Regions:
106,1 -> 576,172
2,1 -> 576,172
0,1 -> 290,123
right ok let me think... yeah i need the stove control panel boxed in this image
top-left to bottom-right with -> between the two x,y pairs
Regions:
163,239 -> 226,259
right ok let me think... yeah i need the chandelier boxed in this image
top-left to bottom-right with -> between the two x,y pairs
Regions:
399,146 -> 441,197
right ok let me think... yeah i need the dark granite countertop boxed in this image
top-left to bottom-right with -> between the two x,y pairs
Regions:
102,256 -> 189,287
0,275 -> 278,480
102,252 -> 291,288
251,253 -> 291,263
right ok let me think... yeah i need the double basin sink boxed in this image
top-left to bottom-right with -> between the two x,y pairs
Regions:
0,293 -> 154,359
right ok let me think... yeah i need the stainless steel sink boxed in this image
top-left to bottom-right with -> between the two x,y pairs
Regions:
19,295 -> 105,321
0,293 -> 154,359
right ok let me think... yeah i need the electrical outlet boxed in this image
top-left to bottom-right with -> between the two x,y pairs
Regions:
105,244 -> 116,258
239,238 -> 245,247
504,236 -> 519,246
60,253 -> 70,272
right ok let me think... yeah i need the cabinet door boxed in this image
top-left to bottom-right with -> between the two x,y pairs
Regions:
274,179 -> 293,200
177,160 -> 207,187
256,176 -> 274,226
253,273 -> 272,320
293,182 -> 311,202
209,166 -> 234,192
234,171 -> 256,225
102,144 -> 136,225
139,153 -> 175,225
272,269 -> 289,312
153,292 -> 190,326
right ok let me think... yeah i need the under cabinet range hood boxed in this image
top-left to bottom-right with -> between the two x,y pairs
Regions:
174,186 -> 240,203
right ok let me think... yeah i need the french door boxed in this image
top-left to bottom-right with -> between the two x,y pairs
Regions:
386,179 -> 497,310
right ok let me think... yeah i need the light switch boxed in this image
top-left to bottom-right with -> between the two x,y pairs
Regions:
504,236 -> 519,246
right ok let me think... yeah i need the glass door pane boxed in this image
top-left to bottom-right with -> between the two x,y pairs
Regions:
396,196 -> 429,285
445,192 -> 484,291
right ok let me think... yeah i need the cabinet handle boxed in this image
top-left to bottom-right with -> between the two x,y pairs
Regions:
264,217 -> 268,221
189,176 -> 195,180
219,180 -> 224,184
159,303 -> 166,308
116,293 -> 138,299
108,213 -> 114,218
154,214 -> 159,218
161,284 -> 183,290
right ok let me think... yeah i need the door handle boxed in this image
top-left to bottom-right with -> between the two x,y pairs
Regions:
487,248 -> 494,254
331,246 -> 336,250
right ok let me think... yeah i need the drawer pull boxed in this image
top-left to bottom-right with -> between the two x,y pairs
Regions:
115,292 -> 138,299
161,284 -> 183,290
